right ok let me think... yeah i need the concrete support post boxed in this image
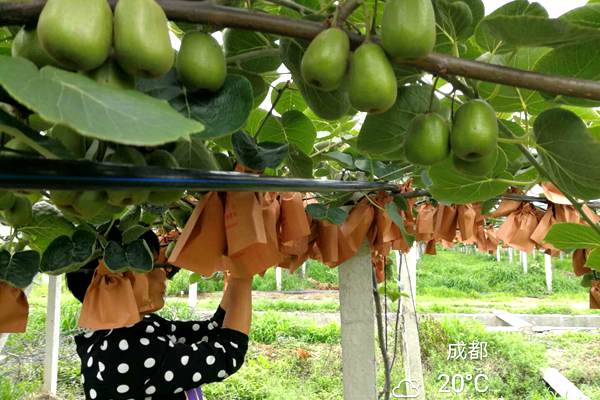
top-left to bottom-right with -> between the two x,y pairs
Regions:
545,254 -> 553,292
338,243 -> 377,400
188,283 -> 198,308
275,267 -> 283,292
43,275 -> 61,395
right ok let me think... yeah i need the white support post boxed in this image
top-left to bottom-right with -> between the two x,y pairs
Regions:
275,267 -> 283,292
300,262 -> 306,279
338,243 -> 377,400
188,283 -> 198,309
521,251 -> 528,273
508,247 -> 514,264
496,245 -> 501,262
560,251 -> 565,261
544,254 -> 553,293
43,275 -> 62,396
532,248 -> 537,259
398,243 -> 425,400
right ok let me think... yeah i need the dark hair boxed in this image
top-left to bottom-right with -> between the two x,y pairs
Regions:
66,223 -> 162,303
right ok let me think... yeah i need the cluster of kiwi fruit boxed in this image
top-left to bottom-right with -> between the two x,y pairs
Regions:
404,99 -> 500,176
12,0 -> 227,92
300,0 -> 436,114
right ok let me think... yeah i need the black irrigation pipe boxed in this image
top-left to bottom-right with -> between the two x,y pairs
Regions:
0,157 -> 401,193
1,158 -> 598,209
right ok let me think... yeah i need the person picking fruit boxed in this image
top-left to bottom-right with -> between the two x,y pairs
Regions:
66,228 -> 253,400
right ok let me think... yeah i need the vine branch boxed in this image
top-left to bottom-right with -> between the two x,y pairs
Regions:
337,0 -> 362,23
4,0 -> 600,101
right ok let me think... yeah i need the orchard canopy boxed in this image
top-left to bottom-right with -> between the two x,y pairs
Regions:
0,0 -> 599,330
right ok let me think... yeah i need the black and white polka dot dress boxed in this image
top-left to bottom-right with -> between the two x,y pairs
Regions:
74,306 -> 248,400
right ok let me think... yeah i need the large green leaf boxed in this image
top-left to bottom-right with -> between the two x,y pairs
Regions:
232,131 -> 289,170
477,48 -> 549,114
245,108 -> 284,140
259,110 -> 316,155
224,29 -> 281,73
426,151 -> 512,204
138,70 -> 253,139
475,0 -> 548,53
587,248 -> 600,270
534,40 -> 600,107
433,0 -> 474,55
19,201 -> 75,253
306,203 -> 348,225
560,4 -> 600,29
544,223 -> 600,249
172,137 -> 221,170
357,85 -> 437,159
0,56 -> 202,146
40,229 -> 97,275
272,82 -> 307,114
287,144 -> 313,178
280,38 -> 351,121
478,15 -> 600,48
103,239 -> 154,273
0,249 -> 40,289
534,108 -> 600,200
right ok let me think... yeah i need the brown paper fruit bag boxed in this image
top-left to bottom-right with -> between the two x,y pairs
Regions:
338,198 -> 375,263
169,192 -> 227,276
317,221 -> 339,266
572,249 -> 592,277
591,280 -> 600,310
457,204 -> 478,243
488,199 -> 522,218
416,203 -> 436,241
280,192 -> 311,242
78,261 -> 141,330
228,192 -> 282,277
530,207 -> 558,252
0,281 -> 28,333
434,204 -> 457,242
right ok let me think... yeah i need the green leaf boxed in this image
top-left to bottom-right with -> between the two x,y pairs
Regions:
138,70 -> 253,140
477,48 -> 549,115
103,241 -> 129,272
125,239 -> 154,273
0,250 -> 40,289
122,225 -> 149,244
534,108 -> 600,200
384,201 -> 415,246
426,152 -> 512,204
0,56 -> 202,146
587,248 -> 600,270
259,110 -> 316,155
118,206 -> 141,232
0,108 -> 72,159
434,0 -> 474,42
19,201 -> 75,253
358,85 -> 437,158
306,203 -> 348,225
475,0 -> 549,53
245,108 -> 284,140
534,40 -> 600,107
560,4 -> 600,29
40,229 -> 96,275
544,223 -> 600,250
224,29 -> 281,73
172,137 -> 221,170
478,15 -> 600,48
280,38 -> 351,120
272,82 -> 307,114
321,151 -> 356,169
232,131 -> 289,170
287,144 -> 313,178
